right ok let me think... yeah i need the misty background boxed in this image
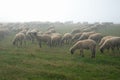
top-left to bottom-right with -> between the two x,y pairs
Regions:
0,0 -> 120,23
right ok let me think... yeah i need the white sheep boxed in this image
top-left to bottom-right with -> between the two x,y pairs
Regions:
70,39 -> 96,58
45,29 -> 56,34
47,26 -> 55,31
71,28 -> 81,35
27,29 -> 38,43
61,33 -> 72,44
72,33 -> 82,42
99,36 -> 113,46
35,33 -> 51,47
19,29 -> 28,34
26,29 -> 32,41
12,32 -> 26,47
88,33 -> 103,43
51,33 -> 62,47
49,29 -> 56,33
100,37 -> 120,53
78,31 -> 95,40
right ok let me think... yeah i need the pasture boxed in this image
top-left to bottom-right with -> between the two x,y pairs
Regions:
0,24 -> 120,80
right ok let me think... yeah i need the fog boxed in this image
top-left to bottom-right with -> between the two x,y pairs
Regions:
0,0 -> 120,23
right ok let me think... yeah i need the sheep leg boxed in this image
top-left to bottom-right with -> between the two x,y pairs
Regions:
47,40 -> 51,47
80,49 -> 84,57
17,41 -> 19,47
38,41 -> 42,48
91,49 -> 96,58
14,40 -> 17,46
51,40 -> 54,47
116,46 -> 119,51
50,40 -> 52,47
55,41 -> 58,46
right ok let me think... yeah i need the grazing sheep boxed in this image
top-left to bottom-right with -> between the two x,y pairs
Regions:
26,29 -> 32,41
99,36 -> 113,46
27,29 -> 38,43
51,33 -> 62,47
12,32 -> 26,47
44,31 -> 52,34
35,35 -> 42,48
19,29 -> 28,34
35,33 -> 51,47
49,29 -> 56,33
61,33 -> 72,44
71,28 -> 81,35
44,29 -> 56,35
88,33 -> 103,43
37,31 -> 43,36
72,33 -> 82,42
47,26 -> 55,30
83,27 -> 92,32
70,39 -> 96,58
78,31 -> 95,40
100,37 -> 120,53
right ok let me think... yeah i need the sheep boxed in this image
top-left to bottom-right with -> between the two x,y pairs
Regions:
44,28 -> 55,34
51,33 -> 62,47
27,29 -> 38,43
71,28 -> 81,35
19,29 -> 28,34
44,30 -> 52,34
100,37 -> 120,53
61,33 -> 72,44
12,32 -> 26,47
35,33 -> 51,48
49,29 -> 56,33
37,31 -> 43,36
26,29 -> 32,41
47,26 -> 55,30
99,36 -> 113,46
78,31 -> 95,40
45,28 -> 56,34
83,27 -> 92,32
88,33 -> 103,43
70,39 -> 96,58
72,32 -> 82,42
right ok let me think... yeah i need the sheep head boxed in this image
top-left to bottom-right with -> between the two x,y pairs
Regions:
12,39 -> 16,45
100,47 -> 104,53
13,41 -> 15,45
69,48 -> 74,54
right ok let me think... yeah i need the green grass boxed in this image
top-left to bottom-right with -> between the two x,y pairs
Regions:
0,25 -> 120,80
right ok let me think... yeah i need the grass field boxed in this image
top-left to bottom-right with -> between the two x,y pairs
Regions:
0,25 -> 120,80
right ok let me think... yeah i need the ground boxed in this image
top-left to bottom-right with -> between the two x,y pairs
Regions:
0,24 -> 120,80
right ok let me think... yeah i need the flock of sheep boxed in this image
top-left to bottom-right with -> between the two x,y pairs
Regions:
10,25 -> 120,58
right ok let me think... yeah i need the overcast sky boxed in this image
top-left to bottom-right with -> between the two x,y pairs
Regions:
0,0 -> 120,23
